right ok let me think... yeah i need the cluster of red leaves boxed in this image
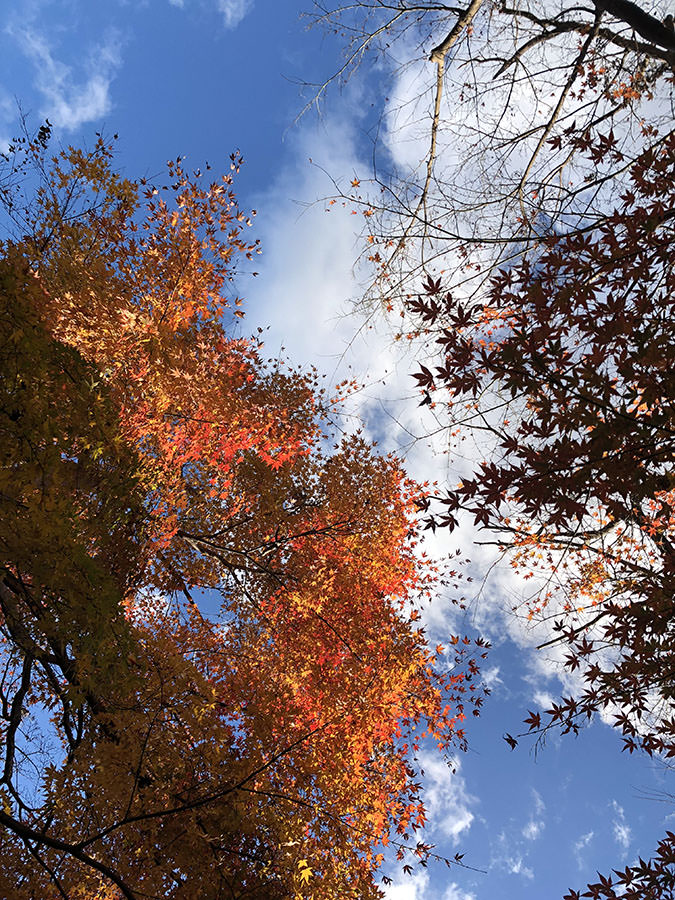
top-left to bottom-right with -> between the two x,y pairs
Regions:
409,128 -> 675,898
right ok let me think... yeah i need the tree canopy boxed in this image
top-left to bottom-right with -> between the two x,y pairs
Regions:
0,132 -> 487,899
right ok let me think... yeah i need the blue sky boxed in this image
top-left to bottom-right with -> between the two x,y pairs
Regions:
1,2 -> 672,898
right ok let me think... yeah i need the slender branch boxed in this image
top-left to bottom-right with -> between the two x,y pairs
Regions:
0,809 -> 138,900
1,654 -> 33,790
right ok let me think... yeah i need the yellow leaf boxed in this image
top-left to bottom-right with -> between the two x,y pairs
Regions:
297,860 -> 312,883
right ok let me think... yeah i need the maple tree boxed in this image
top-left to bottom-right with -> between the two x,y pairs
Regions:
408,117 -> 675,900
0,129 -> 487,899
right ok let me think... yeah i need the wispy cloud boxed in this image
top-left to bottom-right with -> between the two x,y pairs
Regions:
522,820 -> 542,840
612,801 -> 632,852
491,829 -> 535,881
573,830 -> 594,868
443,883 -> 476,900
6,24 -> 122,131
522,788 -> 545,841
166,0 -> 253,26
217,0 -> 253,28
506,856 -> 534,880
0,87 -> 14,152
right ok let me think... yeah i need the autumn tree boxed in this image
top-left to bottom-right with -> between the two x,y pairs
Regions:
407,129 -> 675,900
0,129 -> 487,900
410,123 -> 675,740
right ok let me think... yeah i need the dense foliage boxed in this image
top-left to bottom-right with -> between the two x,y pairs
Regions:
0,133 -> 486,899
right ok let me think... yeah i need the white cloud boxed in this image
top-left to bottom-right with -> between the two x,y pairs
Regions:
217,0 -> 253,28
418,753 -> 476,843
492,830 -> 535,881
506,856 -> 534,880
521,790 -> 545,842
532,690 -> 554,710
443,882 -> 476,900
7,24 -> 122,131
244,116 -> 361,367
482,666 -> 502,691
166,0 -> 252,25
383,868 -> 429,900
0,88 -> 13,153
612,801 -> 632,852
522,820 -> 542,841
573,830 -> 594,868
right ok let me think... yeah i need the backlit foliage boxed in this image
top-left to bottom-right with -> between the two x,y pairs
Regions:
0,131 -> 486,899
